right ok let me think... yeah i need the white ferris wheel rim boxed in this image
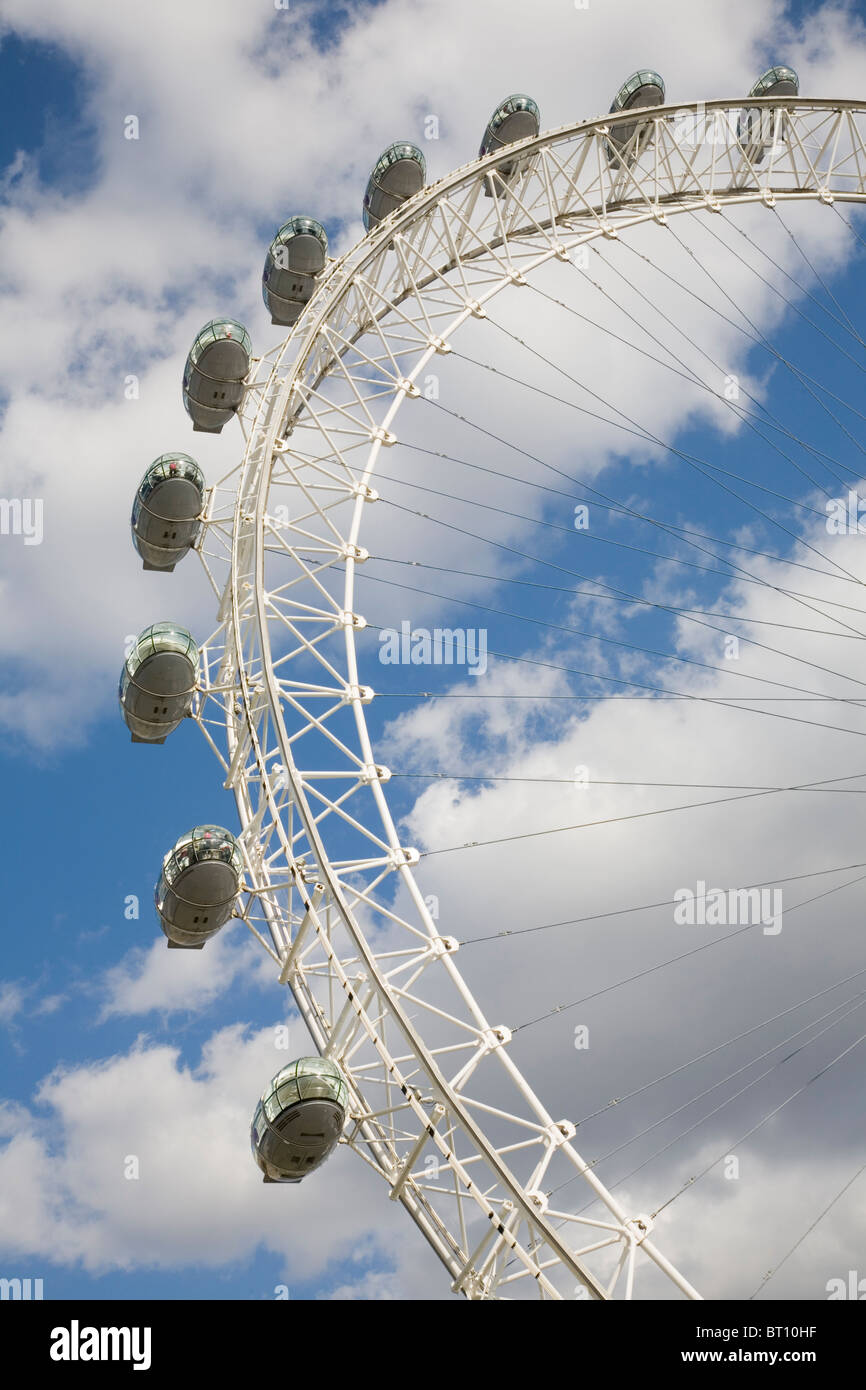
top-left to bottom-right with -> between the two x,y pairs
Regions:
192,96 -> 866,1299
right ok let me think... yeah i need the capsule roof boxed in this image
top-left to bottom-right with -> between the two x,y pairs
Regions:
749,65 -> 799,97
135,453 -> 204,503
160,825 -> 243,886
186,318 -> 252,373
267,216 -> 328,259
258,1057 -> 349,1115
121,622 -> 198,690
479,94 -> 540,156
610,70 -> 665,112
363,143 -> 426,231
369,141 -> 426,184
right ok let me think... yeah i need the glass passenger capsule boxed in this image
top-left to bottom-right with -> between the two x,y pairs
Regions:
479,94 -> 540,197
262,217 -> 328,327
182,318 -> 252,434
155,824 -> 242,949
749,65 -> 799,99
131,453 -> 205,572
738,66 -> 799,164
362,142 -> 425,232
119,621 -> 198,743
251,1057 -> 349,1183
605,69 -> 665,165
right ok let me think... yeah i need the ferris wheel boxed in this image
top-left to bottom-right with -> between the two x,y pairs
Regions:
119,70 -> 866,1300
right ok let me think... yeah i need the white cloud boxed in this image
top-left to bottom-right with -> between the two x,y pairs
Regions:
97,922 -> 277,1019
0,1023 -> 445,1293
0,982 -> 26,1027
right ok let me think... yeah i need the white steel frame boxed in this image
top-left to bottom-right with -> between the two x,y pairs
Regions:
183,98 -> 866,1299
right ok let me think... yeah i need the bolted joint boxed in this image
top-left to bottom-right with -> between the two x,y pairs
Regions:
397,377 -> 420,398
342,683 -> 375,704
390,845 -> 420,868
339,610 -> 366,630
480,1024 -> 512,1051
625,1212 -> 654,1244
430,934 -> 459,957
552,243 -> 571,261
466,299 -> 487,318
428,336 -> 452,354
526,1189 -> 549,1215
370,426 -> 397,446
352,482 -> 379,501
342,543 -> 368,562
458,1271 -> 488,1300
360,763 -> 390,784
544,1118 -> 576,1148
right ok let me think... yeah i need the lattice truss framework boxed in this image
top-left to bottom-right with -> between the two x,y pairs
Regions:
181,99 -> 866,1299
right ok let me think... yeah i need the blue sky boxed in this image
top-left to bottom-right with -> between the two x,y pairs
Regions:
1,0 -> 866,1302
0,34 -> 95,191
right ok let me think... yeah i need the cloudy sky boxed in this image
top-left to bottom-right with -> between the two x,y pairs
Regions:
1,0 -> 865,1302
